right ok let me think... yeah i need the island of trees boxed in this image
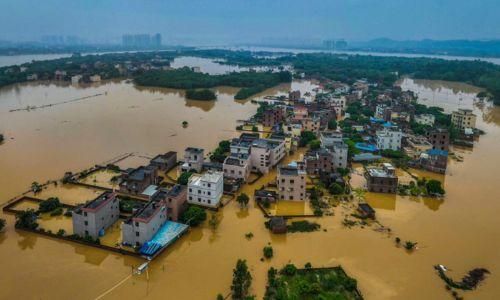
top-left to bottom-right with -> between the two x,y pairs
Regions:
185,89 -> 217,101
1,49 -> 499,105
134,67 -> 292,99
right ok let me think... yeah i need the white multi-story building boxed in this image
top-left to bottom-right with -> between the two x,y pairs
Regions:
250,138 -> 286,174
72,191 -> 119,238
330,141 -> 349,169
414,114 -> 435,126
376,127 -> 402,151
187,171 -> 223,208
122,198 -> 167,247
320,131 -> 343,147
223,156 -> 251,182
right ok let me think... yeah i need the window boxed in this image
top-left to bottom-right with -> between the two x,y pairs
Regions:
189,188 -> 192,193
290,179 -> 294,184
189,196 -> 192,200
83,212 -> 87,217
84,221 -> 88,226
135,222 -> 139,226
207,183 -> 211,188
207,191 -> 211,196
85,230 -> 89,235
136,232 -> 140,237
208,200 -> 211,204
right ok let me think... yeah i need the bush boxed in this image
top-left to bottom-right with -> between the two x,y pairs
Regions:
231,259 -> 253,299
50,207 -> 64,216
15,209 -> 39,229
287,221 -> 320,233
0,218 -> 5,231
328,183 -> 344,195
57,229 -> 66,236
236,193 -> 250,207
38,197 -> 62,213
177,172 -> 193,185
426,179 -> 445,195
263,245 -> 274,259
308,140 -> 321,150
299,131 -> 316,147
180,205 -> 207,226
280,264 -> 297,276
186,88 -> 217,100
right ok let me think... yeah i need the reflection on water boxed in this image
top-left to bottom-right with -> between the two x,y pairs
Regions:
1,78 -> 500,300
398,78 -> 483,113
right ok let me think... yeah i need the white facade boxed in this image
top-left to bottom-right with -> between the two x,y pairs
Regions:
187,171 -> 223,208
376,128 -> 402,151
414,114 -> 435,126
331,142 -> 348,169
250,138 -> 286,174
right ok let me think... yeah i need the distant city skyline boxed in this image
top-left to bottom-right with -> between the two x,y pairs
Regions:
1,0 -> 499,45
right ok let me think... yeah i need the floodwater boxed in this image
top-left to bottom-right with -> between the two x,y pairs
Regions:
0,77 -> 499,300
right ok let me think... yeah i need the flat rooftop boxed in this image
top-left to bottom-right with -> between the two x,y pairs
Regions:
83,192 -> 115,210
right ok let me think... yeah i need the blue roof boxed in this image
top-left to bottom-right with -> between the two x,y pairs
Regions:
140,221 -> 189,258
383,121 -> 395,127
353,153 -> 382,162
426,149 -> 448,156
355,142 -> 379,152
370,117 -> 384,123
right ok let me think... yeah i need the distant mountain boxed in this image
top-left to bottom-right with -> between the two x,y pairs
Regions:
347,38 -> 500,58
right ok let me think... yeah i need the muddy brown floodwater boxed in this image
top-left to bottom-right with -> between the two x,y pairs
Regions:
0,77 -> 499,299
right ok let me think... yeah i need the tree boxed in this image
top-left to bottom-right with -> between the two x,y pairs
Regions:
31,181 -> 42,193
15,209 -> 39,229
208,212 -> 220,230
0,134 -> 4,143
0,218 -> 5,232
177,172 -> 193,185
426,179 -> 445,195
263,245 -> 274,259
236,193 -> 250,207
231,259 -> 253,300
308,140 -> 321,150
327,119 -> 337,130
38,197 -> 62,213
329,183 -> 344,195
299,131 -> 316,147
180,205 -> 207,226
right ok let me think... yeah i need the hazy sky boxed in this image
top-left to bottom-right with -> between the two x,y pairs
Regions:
1,0 -> 499,44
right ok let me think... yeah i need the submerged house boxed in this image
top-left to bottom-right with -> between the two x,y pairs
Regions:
122,198 -> 168,247
72,191 -> 119,238
365,163 -> 398,194
120,165 -> 158,195
150,151 -> 177,171
358,203 -> 376,219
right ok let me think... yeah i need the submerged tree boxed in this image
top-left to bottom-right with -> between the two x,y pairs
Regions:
0,218 -> 5,232
231,259 -> 253,300
236,193 -> 250,208
208,212 -> 220,230
15,209 -> 39,230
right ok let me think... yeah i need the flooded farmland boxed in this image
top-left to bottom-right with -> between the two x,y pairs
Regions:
0,75 -> 500,300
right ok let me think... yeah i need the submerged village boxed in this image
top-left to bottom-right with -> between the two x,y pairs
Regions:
0,50 -> 497,299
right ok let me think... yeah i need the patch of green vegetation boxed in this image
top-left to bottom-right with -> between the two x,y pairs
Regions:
210,140 -> 231,163
38,197 -> 62,213
177,171 -> 193,185
135,67 -> 292,100
231,259 -> 254,299
263,245 -> 274,259
179,205 -> 207,226
186,88 -> 217,100
434,265 -> 490,291
15,209 -> 39,230
264,264 -> 362,300
287,220 -> 320,233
